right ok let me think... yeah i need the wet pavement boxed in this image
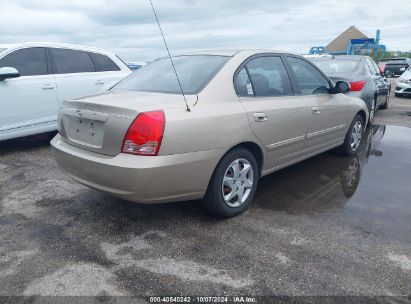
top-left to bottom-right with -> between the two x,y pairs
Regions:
0,123 -> 410,300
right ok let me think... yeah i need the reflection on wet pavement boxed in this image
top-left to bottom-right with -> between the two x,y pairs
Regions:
254,125 -> 384,213
255,124 -> 411,243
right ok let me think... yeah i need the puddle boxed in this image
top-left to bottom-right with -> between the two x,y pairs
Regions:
254,125 -> 411,243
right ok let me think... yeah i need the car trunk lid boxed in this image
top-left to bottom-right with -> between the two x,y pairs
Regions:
59,90 -> 195,156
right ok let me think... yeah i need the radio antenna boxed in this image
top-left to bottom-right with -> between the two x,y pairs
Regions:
149,0 -> 190,112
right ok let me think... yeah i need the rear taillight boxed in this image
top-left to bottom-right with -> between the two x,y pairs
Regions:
121,110 -> 165,156
349,80 -> 367,91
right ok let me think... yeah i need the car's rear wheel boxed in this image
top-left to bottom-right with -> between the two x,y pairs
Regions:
203,148 -> 259,217
338,114 -> 364,156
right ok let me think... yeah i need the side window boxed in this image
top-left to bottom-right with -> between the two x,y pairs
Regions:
234,67 -> 253,96
245,56 -> 293,97
369,59 -> 381,75
89,53 -> 120,72
51,48 -> 95,74
0,47 -> 47,77
365,59 -> 376,75
286,57 -> 330,95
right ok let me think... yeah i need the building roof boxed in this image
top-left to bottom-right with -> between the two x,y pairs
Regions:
326,26 -> 368,52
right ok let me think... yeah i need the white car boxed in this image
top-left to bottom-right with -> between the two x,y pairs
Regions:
395,65 -> 411,97
0,42 -> 131,141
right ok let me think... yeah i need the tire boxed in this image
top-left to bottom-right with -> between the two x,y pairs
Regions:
380,93 -> 389,110
338,114 -> 364,156
202,147 -> 259,217
395,93 -> 402,98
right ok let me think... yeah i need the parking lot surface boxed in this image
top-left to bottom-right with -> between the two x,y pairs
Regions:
0,89 -> 410,300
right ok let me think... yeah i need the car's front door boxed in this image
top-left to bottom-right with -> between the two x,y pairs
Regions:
285,56 -> 350,154
0,47 -> 58,135
235,55 -> 308,170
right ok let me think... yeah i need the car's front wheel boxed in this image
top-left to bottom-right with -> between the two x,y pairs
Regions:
203,148 -> 259,217
338,114 -> 364,156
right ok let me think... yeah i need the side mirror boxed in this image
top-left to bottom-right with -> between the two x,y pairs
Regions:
0,67 -> 20,81
334,81 -> 350,93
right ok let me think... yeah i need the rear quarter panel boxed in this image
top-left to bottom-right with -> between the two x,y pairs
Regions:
160,99 -> 259,156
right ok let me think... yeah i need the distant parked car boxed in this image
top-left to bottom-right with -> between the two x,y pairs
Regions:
0,42 -> 131,141
384,58 -> 411,77
51,50 -> 368,217
309,55 -> 391,123
378,59 -> 389,75
126,62 -> 147,71
395,65 -> 411,97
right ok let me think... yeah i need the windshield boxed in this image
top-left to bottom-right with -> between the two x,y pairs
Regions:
113,55 -> 230,94
388,59 -> 406,64
310,59 -> 360,74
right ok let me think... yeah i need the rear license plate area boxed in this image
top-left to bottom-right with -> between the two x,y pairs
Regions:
66,117 -> 105,148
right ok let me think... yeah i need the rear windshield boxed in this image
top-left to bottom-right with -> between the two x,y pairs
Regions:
310,59 -> 360,74
113,55 -> 229,94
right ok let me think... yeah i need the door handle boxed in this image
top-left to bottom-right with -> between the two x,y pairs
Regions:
312,107 -> 321,115
42,84 -> 55,90
253,112 -> 268,122
95,80 -> 105,85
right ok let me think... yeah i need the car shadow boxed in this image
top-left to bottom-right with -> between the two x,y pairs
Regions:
0,132 -> 55,156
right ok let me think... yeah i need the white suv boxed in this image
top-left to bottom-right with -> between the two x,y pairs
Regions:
0,42 -> 131,141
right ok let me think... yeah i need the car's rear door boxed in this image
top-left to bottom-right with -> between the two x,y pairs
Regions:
0,47 -> 58,136
88,52 -> 130,89
49,48 -> 127,107
285,56 -> 350,154
236,55 -> 308,169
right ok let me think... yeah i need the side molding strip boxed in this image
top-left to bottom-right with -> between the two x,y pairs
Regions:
307,124 -> 345,139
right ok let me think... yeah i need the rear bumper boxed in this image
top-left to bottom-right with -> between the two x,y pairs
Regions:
51,134 -> 225,204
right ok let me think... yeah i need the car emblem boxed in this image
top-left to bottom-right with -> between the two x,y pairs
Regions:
76,110 -> 82,117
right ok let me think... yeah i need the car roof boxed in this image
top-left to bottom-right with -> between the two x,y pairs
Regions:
171,49 -> 300,57
0,44 -> 17,49
0,42 -> 116,56
309,55 -> 364,61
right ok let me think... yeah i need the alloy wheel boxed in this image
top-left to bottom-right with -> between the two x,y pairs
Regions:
350,121 -> 362,151
221,158 -> 254,207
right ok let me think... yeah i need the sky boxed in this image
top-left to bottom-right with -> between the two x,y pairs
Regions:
1,0 -> 410,62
